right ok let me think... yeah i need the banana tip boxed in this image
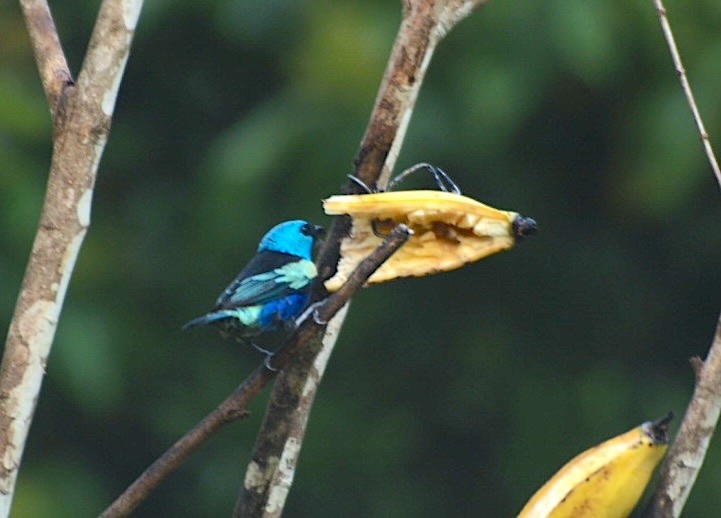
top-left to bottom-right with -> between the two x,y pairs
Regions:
647,412 -> 674,445
512,215 -> 538,238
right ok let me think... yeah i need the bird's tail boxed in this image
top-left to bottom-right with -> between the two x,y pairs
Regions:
182,311 -> 233,330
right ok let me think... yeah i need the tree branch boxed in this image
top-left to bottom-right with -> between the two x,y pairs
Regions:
232,305 -> 349,518
236,1 -> 490,516
0,1 -> 143,515
643,314 -> 721,517
18,0 -> 73,121
353,0 -> 490,192
642,1 -> 721,516
100,225 -> 412,518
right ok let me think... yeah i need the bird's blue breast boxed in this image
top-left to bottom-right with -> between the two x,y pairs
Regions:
257,293 -> 309,328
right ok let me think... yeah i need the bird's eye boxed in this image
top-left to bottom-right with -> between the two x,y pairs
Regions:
301,223 -> 313,236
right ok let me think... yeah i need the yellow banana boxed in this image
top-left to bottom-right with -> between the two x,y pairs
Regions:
518,414 -> 672,518
322,190 -> 537,291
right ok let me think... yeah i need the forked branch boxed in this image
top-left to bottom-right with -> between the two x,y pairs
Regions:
0,1 -> 143,515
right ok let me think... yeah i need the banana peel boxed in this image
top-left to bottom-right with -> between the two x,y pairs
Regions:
518,414 -> 672,518
323,190 -> 537,291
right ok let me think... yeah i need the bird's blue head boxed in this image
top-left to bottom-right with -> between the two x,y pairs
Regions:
257,220 -> 324,260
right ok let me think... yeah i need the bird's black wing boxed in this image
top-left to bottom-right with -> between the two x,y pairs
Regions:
214,251 -> 300,308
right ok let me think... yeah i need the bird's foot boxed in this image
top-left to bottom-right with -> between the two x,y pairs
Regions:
295,300 -> 327,326
263,353 -> 278,372
313,307 -> 328,326
251,343 -> 278,372
295,299 -> 328,327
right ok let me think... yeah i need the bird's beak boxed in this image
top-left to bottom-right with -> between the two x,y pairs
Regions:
312,224 -> 326,237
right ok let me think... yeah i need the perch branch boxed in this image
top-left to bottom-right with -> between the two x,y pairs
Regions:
236,1 -> 490,516
643,1 -> 721,516
100,225 -> 412,518
0,1 -> 143,515
232,306 -> 348,518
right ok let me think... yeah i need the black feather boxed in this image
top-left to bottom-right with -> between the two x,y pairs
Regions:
214,250 -> 301,308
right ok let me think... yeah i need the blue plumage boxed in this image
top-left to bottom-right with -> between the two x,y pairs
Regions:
183,220 -> 324,342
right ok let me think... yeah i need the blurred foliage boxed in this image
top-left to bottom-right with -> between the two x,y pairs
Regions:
2,0 -> 721,516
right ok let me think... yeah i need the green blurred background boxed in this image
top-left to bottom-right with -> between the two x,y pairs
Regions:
3,0 -> 721,516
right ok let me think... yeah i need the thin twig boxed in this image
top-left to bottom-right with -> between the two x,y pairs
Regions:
100,225 -> 412,518
653,0 -> 721,189
642,1 -> 721,516
0,1 -> 143,515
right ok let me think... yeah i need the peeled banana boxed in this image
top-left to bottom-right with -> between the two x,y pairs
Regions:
518,414 -> 672,518
322,190 -> 536,291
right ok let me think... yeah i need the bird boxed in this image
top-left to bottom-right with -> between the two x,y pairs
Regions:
183,220 -> 325,351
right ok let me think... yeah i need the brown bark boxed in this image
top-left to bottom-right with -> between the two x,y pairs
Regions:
0,1 -> 143,515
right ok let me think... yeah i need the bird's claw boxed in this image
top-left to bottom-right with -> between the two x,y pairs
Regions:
296,300 -> 326,326
263,352 -> 278,372
251,343 -> 278,372
313,308 -> 328,326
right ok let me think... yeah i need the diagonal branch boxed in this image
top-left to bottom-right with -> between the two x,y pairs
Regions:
652,0 -> 721,190
0,1 -> 143,515
237,1 -> 490,516
100,225 -> 412,518
643,1 -> 721,516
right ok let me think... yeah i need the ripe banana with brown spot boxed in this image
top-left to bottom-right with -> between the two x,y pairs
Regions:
518,414 -> 672,518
